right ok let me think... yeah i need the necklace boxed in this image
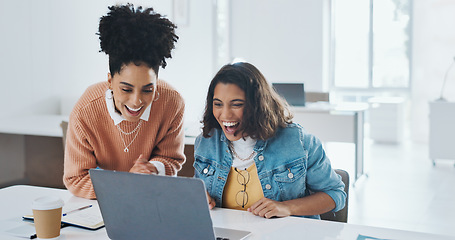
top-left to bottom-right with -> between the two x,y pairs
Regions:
116,120 -> 143,152
116,120 -> 143,135
228,142 -> 256,161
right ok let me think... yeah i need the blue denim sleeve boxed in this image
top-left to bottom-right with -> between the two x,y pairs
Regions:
194,134 -> 202,151
193,134 -> 203,177
303,131 -> 347,213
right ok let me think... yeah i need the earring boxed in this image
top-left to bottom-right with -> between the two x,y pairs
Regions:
107,89 -> 114,99
154,91 -> 160,102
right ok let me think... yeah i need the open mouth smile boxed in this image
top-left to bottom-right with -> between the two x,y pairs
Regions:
222,121 -> 240,134
125,105 -> 143,116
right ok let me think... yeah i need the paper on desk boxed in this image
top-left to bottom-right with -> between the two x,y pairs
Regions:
5,222 -> 36,238
23,202 -> 104,230
62,203 -> 104,229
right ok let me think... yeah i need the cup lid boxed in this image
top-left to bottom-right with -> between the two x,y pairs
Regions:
32,196 -> 64,210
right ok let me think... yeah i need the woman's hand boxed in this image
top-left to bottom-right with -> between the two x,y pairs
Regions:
248,197 -> 291,218
129,154 -> 158,174
206,191 -> 216,210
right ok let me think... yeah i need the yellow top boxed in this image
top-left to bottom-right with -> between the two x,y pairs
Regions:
222,164 -> 264,210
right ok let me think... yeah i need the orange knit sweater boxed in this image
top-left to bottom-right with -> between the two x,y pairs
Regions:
63,80 -> 185,199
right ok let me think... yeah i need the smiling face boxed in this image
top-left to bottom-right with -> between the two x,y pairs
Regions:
108,63 -> 157,122
212,83 -> 246,141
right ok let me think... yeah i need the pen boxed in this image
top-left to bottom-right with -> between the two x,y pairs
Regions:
62,204 -> 92,216
30,223 -> 69,239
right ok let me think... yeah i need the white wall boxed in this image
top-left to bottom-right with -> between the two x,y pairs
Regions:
411,0 -> 455,142
159,0 -> 215,125
230,0 -> 330,92
0,0 -> 111,116
0,0 -> 214,125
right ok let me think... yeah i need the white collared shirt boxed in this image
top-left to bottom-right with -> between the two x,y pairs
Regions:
105,89 -> 165,175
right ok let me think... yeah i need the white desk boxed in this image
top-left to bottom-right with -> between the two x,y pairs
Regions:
0,185 -> 453,240
292,103 -> 367,183
0,114 -> 195,139
0,114 -> 69,137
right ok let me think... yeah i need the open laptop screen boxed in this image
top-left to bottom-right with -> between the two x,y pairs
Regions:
272,83 -> 306,106
89,169 -> 251,240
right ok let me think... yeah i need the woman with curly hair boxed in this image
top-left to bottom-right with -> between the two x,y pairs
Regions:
63,4 -> 184,199
194,62 -> 346,219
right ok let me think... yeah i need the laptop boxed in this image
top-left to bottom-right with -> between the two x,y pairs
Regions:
272,83 -> 306,106
89,169 -> 251,240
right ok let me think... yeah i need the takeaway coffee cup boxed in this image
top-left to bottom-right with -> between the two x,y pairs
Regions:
32,196 -> 64,240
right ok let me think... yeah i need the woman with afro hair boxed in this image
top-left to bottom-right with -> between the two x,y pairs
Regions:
63,4 -> 185,199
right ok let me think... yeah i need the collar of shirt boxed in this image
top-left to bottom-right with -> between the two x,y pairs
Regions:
232,136 -> 257,151
105,89 -> 151,125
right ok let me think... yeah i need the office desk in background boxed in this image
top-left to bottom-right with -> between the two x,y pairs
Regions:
0,185 -> 453,240
292,103 -> 367,183
0,115 -> 197,187
0,106 -> 367,187
0,115 -> 69,188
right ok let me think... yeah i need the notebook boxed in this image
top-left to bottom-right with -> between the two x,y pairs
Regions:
23,201 -> 104,230
89,169 -> 252,240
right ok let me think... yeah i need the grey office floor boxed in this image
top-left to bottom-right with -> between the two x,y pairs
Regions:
325,136 -> 455,238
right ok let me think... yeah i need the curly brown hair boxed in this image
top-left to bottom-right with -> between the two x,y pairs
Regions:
202,62 -> 293,140
98,3 -> 178,76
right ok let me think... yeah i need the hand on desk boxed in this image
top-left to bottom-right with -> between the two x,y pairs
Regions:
206,191 -> 216,210
204,195 -> 291,218
248,197 -> 291,219
129,154 -> 158,174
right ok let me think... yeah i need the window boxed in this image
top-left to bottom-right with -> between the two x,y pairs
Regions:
331,0 -> 412,92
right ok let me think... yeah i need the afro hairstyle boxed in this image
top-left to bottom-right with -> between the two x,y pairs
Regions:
98,3 -> 178,75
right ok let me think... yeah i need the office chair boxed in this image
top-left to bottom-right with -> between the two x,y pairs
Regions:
178,144 -> 196,177
60,121 -> 68,150
320,169 -> 349,223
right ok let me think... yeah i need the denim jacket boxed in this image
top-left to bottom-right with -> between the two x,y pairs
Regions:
193,123 -> 346,219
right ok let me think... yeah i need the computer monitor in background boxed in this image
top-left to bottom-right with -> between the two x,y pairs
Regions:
272,83 -> 306,107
